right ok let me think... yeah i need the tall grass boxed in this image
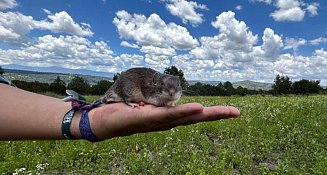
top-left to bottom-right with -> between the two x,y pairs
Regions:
1,95 -> 327,174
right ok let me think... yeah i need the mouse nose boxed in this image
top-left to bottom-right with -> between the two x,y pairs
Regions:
168,89 -> 175,96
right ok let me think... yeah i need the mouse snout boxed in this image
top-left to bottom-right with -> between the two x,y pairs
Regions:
168,89 -> 175,97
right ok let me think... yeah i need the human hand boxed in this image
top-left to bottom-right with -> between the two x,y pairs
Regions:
0,84 -> 240,141
87,103 -> 240,140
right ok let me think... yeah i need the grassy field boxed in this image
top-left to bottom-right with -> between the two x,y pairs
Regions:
1,95 -> 327,174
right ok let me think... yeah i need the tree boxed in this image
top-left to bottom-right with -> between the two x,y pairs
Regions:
0,66 -> 4,75
113,73 -> 121,82
292,79 -> 322,94
12,80 -> 49,93
223,81 -> 235,96
188,82 -> 207,96
235,86 -> 247,96
90,80 -> 113,95
323,87 -> 327,94
272,74 -> 292,95
49,76 -> 66,95
67,76 -> 90,95
164,66 -> 189,89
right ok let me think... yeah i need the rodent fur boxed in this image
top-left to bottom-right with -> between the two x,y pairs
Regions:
101,67 -> 182,107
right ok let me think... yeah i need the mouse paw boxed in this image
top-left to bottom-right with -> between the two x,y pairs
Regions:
126,102 -> 141,109
166,101 -> 176,106
138,101 -> 145,107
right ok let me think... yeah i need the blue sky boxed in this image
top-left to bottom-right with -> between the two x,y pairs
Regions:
0,0 -> 327,84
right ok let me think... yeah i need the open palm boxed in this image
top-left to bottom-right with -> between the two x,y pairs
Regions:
89,103 -> 240,140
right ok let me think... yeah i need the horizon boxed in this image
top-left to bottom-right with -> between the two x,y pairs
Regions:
0,0 -> 326,85
5,66 -> 327,88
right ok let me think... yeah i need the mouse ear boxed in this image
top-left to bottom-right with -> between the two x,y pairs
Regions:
152,72 -> 161,85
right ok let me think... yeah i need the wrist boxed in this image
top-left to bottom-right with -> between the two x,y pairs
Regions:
70,110 -> 83,139
87,108 -> 106,140
65,108 -> 104,141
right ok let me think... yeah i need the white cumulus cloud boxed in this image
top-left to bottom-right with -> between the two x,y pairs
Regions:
0,11 -> 34,44
270,0 -> 305,22
117,54 -> 144,68
274,49 -> 327,83
211,11 -> 257,53
120,41 -> 140,49
35,10 -> 93,36
0,35 -> 118,71
235,5 -> 242,10
0,10 -> 93,45
250,0 -> 272,4
0,0 -> 17,9
173,11 -> 284,82
283,37 -> 307,51
140,45 -> 176,56
306,3 -> 319,16
113,10 -> 198,50
165,0 -> 208,26
260,28 -> 283,60
309,37 -> 327,46
252,0 -> 319,22
197,11 -> 258,64
113,10 -> 198,71
283,36 -> 327,50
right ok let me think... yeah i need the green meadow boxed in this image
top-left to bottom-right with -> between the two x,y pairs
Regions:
1,95 -> 327,174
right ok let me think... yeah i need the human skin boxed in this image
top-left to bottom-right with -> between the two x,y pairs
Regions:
0,84 -> 240,141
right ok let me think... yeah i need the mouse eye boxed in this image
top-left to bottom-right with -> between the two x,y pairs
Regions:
160,82 -> 164,86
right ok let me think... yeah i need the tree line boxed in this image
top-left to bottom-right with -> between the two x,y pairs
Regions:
1,65 -> 326,96
11,76 -> 113,95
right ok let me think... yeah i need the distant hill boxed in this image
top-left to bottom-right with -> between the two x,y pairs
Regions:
3,69 -> 112,85
232,80 -> 272,91
188,80 -> 222,86
2,64 -> 113,77
187,80 -> 273,90
4,68 -> 54,75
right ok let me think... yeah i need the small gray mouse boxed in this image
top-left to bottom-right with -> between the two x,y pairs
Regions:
101,67 -> 182,107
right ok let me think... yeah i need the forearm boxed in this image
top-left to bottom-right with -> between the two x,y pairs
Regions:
0,84 -> 82,140
0,82 -> 240,141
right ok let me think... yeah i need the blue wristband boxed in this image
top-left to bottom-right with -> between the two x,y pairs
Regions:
61,108 -> 78,140
79,110 -> 103,142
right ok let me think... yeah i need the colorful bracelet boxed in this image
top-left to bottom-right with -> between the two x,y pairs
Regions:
62,90 -> 102,142
79,110 -> 103,142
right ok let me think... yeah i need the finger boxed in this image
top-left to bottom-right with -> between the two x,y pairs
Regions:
146,103 -> 204,122
166,106 -> 240,127
95,102 -> 203,130
202,106 -> 240,120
